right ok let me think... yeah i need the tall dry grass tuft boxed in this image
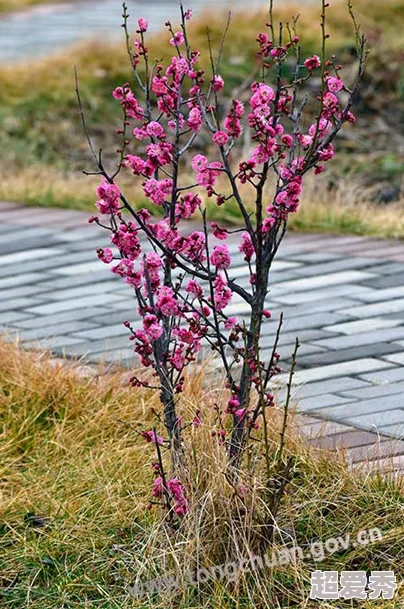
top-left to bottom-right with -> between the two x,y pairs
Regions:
1,340 -> 404,608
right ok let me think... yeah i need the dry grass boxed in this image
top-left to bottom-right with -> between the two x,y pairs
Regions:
3,163 -> 404,239
1,340 -> 404,607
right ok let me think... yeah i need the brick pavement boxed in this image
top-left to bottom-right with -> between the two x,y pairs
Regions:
2,201 -> 404,468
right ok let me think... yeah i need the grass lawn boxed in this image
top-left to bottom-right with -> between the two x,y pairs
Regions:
1,340 -> 404,607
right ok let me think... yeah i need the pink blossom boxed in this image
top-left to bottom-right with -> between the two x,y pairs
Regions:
113,86 -> 143,120
152,476 -> 164,497
210,244 -> 231,270
326,76 -> 343,93
224,317 -> 237,330
111,259 -> 141,288
183,231 -> 206,263
238,232 -> 254,261
191,154 -> 208,173
146,121 -> 165,138
143,178 -> 172,206
184,8 -> 192,20
170,32 -> 185,46
235,408 -> 247,421
143,314 -> 163,340
213,274 -> 232,311
192,410 -> 202,427
141,253 -> 163,290
211,222 -> 228,240
123,155 -> 146,175
133,126 -> 149,140
142,430 -> 164,445
211,75 -> 224,91
299,134 -> 313,149
167,477 -> 189,516
186,279 -> 203,298
250,83 -> 275,109
96,179 -> 121,215
304,55 -> 321,70
213,131 -> 229,146
187,107 -> 203,132
176,193 -> 200,220
170,346 -> 186,371
309,118 -> 331,138
97,247 -> 114,264
156,286 -> 179,316
137,18 -> 148,32
281,134 -> 293,148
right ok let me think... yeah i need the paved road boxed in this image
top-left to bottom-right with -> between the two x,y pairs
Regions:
2,201 -> 404,442
0,0 -> 284,63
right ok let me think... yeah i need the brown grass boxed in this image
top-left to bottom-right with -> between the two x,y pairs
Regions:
1,339 -> 404,607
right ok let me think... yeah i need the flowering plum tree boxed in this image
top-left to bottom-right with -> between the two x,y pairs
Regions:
80,1 -> 366,517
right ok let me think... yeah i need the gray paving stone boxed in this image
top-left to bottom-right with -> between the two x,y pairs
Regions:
0,311 -> 32,325
342,410 -> 404,431
354,285 -> 404,303
323,317 -> 404,335
94,349 -> 136,364
0,272 -> 51,290
286,252 -> 341,263
261,342 -> 327,361
293,257 -> 385,278
311,326 -> 404,350
360,271 -> 404,289
0,248 -> 65,266
298,343 -> 403,368
45,280 -> 123,301
72,324 -> 135,340
297,393 -> 354,412
346,440 -> 404,464
273,284 -> 375,305
339,380 -> 404,400
54,260 -> 114,275
301,420 -> 354,437
275,270 -> 376,294
0,284 -> 48,301
108,298 -> 142,311
0,297 -> 45,311
275,312 -> 349,334
89,309 -> 141,326
3,207 -> 404,440
12,307 -> 111,329
15,321 -> 98,341
378,423 -> 404,438
55,228 -> 104,242
292,376 -> 371,399
360,367 -> 404,384
344,298 -> 404,319
381,352 -> 404,366
36,270 -> 113,290
364,263 -> 404,276
61,335 -> 133,356
23,336 -> 87,350
289,358 -> 394,385
0,227 -> 56,244
270,297 -> 360,320
314,393 -> 404,418
25,293 -> 127,315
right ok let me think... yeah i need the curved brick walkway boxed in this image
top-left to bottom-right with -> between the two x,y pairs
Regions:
2,200 -> 404,470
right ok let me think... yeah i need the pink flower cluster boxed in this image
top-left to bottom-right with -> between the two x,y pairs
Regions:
89,3 -> 361,511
